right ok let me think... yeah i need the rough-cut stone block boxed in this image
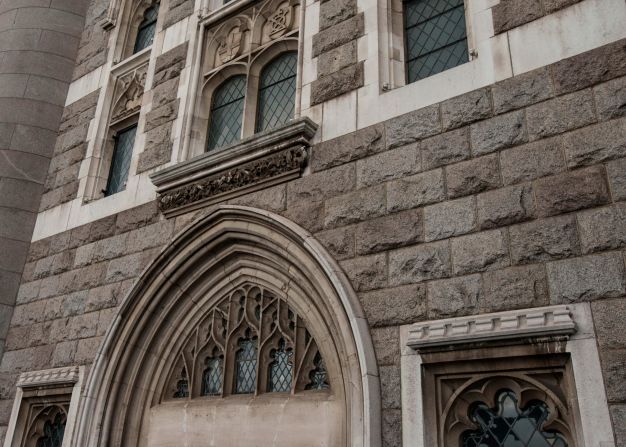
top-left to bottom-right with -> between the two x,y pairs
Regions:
379,365 -> 402,409
154,42 -> 188,76
470,110 -> 527,155
371,326 -> 400,366
534,166 -> 610,217
311,62 -> 363,105
492,0 -> 543,34
562,118 -> 626,168
527,89 -> 596,140
446,154 -> 501,198
592,298 -> 626,349
144,100 -> 179,132
360,284 -> 426,327
105,252 -> 144,283
317,40 -> 357,77
577,204 -> 626,254
382,409 -> 402,447
607,157 -> 626,201
282,201 -> 325,233
424,196 -> 475,242
610,404 -> 626,446
599,349 -> 626,402
85,282 -> 121,313
324,184 -> 386,228
355,209 -> 423,255
451,229 -> 509,275
388,241 -> 450,286
356,143 -> 420,188
499,137 -> 565,185
319,0 -> 356,30
163,0 -> 194,28
229,184 -> 287,213
482,264 -> 548,312
509,215 -> 580,264
593,76 -> 626,121
421,127 -> 470,170
312,13 -> 364,57
542,0 -> 582,13
477,184 -> 535,229
311,124 -> 385,172
315,226 -> 355,260
115,202 -> 159,233
387,169 -> 445,212
427,274 -> 480,318
340,253 -> 387,292
152,77 -> 180,109
441,88 -> 492,131
547,252 -> 626,303
288,163 -> 355,206
384,104 -> 441,149
126,221 -> 174,254
550,39 -> 626,95
492,67 -> 553,114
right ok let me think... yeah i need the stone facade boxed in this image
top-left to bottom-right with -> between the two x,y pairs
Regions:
1,0 -> 625,445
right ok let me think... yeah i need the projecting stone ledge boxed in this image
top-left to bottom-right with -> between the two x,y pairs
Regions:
150,118 -> 318,217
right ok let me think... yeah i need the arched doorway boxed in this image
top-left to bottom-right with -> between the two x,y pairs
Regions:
72,206 -> 381,446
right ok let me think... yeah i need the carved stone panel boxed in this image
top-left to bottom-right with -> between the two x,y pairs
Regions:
110,63 -> 148,125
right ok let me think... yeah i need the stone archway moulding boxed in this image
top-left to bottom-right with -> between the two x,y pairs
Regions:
71,205 -> 381,447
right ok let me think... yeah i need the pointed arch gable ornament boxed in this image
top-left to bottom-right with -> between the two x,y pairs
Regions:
72,206 -> 381,447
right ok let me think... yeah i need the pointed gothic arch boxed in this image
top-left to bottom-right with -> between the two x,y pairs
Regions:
72,206 -> 381,447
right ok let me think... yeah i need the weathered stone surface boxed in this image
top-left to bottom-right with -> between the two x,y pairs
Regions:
441,88 -> 492,131
492,67 -> 553,114
360,284 -> 426,327
153,42 -> 188,87
427,274 -> 480,318
594,76 -> 626,121
527,89 -> 596,140
371,325 -> 400,366
477,184 -> 535,229
339,253 -> 387,292
420,127 -> 470,170
312,13 -> 364,57
534,166 -> 610,217
152,77 -> 180,109
324,184 -> 386,228
379,365 -> 402,409
542,0 -> 582,13
229,184 -> 287,213
319,0 -> 356,30
500,137 -> 565,185
356,143 -> 420,188
424,196 -> 475,242
287,163 -> 354,206
355,209 -> 422,255
470,110 -> 527,155
592,298 -> 626,349
607,157 -> 626,201
387,169 -> 445,212
144,100 -> 179,133
282,201 -> 325,233
115,202 -> 159,233
562,118 -> 626,168
163,0 -> 194,28
451,229 -> 510,275
317,40 -> 357,77
384,104 -> 441,149
482,264 -> 549,312
547,252 -> 626,303
105,252 -> 144,283
550,39 -> 626,95
446,154 -> 501,198
388,241 -> 450,286
315,226 -> 355,260
610,404 -> 626,446
577,204 -> 626,254
310,62 -> 364,105
492,0 -> 543,34
311,124 -> 385,172
599,349 -> 626,402
509,215 -> 580,264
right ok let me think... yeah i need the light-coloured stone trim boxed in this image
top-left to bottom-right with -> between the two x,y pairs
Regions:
17,366 -> 80,389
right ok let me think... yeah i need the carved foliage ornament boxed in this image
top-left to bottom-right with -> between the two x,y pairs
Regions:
165,284 -> 329,399
111,64 -> 148,124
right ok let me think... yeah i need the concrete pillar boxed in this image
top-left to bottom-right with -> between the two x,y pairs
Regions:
0,1 -> 87,355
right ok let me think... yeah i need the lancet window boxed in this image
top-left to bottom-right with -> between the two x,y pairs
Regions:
27,405 -> 68,447
166,285 -> 330,399
133,3 -> 160,54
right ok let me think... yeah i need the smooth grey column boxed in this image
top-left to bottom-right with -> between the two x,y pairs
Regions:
0,1 -> 88,355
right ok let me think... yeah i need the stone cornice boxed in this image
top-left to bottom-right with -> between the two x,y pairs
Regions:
150,118 -> 317,217
17,366 -> 80,388
407,305 -> 576,350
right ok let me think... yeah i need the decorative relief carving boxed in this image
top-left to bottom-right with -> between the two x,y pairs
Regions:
17,366 -> 80,388
217,26 -> 245,64
111,64 -> 148,124
267,6 -> 292,38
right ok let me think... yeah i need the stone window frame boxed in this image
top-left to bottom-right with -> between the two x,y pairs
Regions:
4,366 -> 84,447
400,303 -> 617,447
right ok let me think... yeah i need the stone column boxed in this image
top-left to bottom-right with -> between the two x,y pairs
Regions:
0,1 -> 87,356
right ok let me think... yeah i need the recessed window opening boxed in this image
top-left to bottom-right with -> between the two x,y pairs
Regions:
134,3 -> 160,54
206,75 -> 247,151
105,123 -> 137,196
255,52 -> 297,133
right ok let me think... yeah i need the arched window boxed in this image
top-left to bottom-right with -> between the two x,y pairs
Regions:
256,52 -> 297,132
133,3 -> 159,54
206,75 -> 247,151
35,412 -> 66,447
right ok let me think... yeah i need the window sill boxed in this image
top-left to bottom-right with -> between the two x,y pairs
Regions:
150,117 -> 318,217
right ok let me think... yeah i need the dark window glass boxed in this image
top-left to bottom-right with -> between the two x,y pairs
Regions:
403,0 -> 468,83
305,351 -> 330,390
36,413 -> 66,447
134,4 -> 159,54
268,339 -> 293,392
256,52 -> 297,133
201,355 -> 223,396
105,124 -> 137,196
207,75 -> 246,151
235,335 -> 257,394
173,366 -> 189,398
462,390 -> 569,447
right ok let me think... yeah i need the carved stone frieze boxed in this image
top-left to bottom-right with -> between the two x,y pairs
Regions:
17,366 -> 80,388
111,64 -> 148,124
267,5 -> 293,38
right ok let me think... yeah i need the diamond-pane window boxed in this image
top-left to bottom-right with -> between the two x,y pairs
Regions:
268,339 -> 293,392
305,351 -> 330,390
201,355 -> 223,396
256,52 -> 297,133
207,75 -> 246,151
403,0 -> 468,83
235,336 -> 257,394
462,390 -> 569,447
133,4 -> 159,54
105,124 -> 137,196
36,413 -> 66,447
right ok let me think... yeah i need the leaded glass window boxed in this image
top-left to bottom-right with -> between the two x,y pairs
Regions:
305,351 -> 330,390
268,338 -> 293,392
255,52 -> 297,133
105,124 -> 137,196
35,412 -> 66,447
207,75 -> 246,151
462,390 -> 569,447
403,0 -> 469,83
201,354 -> 223,396
133,4 -> 159,54
174,367 -> 189,398
235,333 -> 258,394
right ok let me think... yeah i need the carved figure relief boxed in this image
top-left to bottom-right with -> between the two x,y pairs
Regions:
111,64 -> 148,124
217,26 -> 245,64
